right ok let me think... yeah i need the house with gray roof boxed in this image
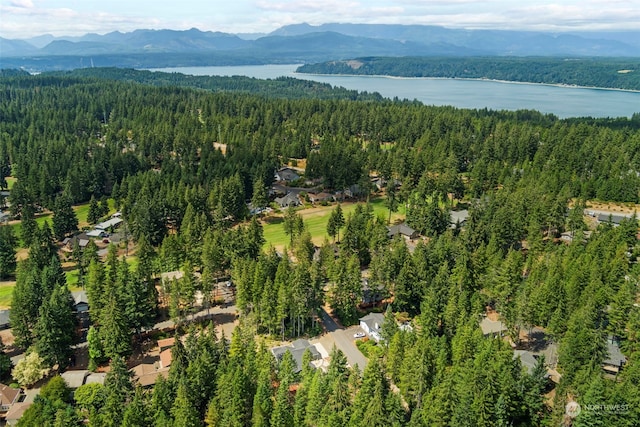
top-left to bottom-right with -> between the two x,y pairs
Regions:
0,310 -> 10,330
359,313 -> 385,342
479,317 -> 507,337
275,192 -> 300,208
450,209 -> 470,229
274,167 -> 300,183
271,339 -> 321,373
387,223 -> 418,240
603,336 -> 627,374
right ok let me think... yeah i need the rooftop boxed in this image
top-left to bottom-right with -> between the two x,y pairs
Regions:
271,339 -> 322,373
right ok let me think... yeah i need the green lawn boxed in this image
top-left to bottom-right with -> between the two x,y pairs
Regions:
0,282 -> 14,308
5,177 -> 16,190
262,197 -> 405,250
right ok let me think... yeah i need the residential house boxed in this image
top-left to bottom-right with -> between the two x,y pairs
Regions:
62,233 -> 90,250
479,317 -> 508,337
61,371 -> 90,390
0,310 -> 10,330
0,384 -> 21,417
361,280 -> 386,307
387,223 -> 418,240
275,192 -> 300,208
274,167 -> 300,183
596,213 -> 632,227
84,373 -> 106,386
71,290 -> 89,333
603,336 -> 627,374
86,229 -> 108,238
307,192 -> 334,204
131,363 -> 169,388
4,402 -> 31,426
271,339 -> 322,373
95,217 -> 123,231
71,291 -> 89,315
344,184 -> 363,199
450,210 -> 470,229
513,350 -> 549,378
359,313 -> 385,342
371,177 -> 386,191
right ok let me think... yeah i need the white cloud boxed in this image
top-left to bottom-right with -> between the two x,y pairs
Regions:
1,0 -> 639,39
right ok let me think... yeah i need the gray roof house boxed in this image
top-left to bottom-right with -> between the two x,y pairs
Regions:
95,217 -> 123,231
596,213 -> 632,227
71,291 -> 89,314
513,350 -> 550,378
275,192 -> 300,208
603,336 -> 627,374
0,310 -> 10,330
274,167 -> 300,183
450,210 -> 470,229
271,339 -> 321,373
479,317 -> 508,337
387,223 -> 418,240
359,313 -> 385,342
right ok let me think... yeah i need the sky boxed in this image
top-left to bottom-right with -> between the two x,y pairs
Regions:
1,0 -> 639,39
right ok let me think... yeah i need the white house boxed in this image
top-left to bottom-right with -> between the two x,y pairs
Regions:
359,313 -> 385,342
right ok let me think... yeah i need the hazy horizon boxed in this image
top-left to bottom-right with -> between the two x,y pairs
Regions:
2,0 -> 639,39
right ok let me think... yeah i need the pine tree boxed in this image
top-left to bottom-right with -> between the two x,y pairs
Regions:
52,194 -> 78,241
87,196 -> 101,225
34,285 -> 76,369
172,381 -> 203,427
0,225 -> 16,279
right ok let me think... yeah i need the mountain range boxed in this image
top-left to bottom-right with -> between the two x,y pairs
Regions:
1,24 -> 638,71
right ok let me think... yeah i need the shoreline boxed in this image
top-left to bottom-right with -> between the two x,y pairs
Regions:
293,71 -> 640,94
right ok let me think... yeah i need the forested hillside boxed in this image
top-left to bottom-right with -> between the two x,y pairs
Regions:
297,57 -> 640,91
0,70 -> 639,426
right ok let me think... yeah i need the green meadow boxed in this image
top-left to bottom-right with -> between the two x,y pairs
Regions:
262,197 -> 405,250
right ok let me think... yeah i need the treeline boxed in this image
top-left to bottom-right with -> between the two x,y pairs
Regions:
297,57 -> 640,91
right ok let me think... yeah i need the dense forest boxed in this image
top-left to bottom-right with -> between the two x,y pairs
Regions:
0,69 -> 639,426
297,57 -> 640,91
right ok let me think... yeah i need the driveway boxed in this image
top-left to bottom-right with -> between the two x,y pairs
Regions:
316,308 -> 368,371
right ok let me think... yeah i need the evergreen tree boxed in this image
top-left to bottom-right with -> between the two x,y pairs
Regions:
0,225 -> 16,279
87,195 -> 101,224
34,285 -> 76,369
52,194 -> 78,241
171,381 -> 203,427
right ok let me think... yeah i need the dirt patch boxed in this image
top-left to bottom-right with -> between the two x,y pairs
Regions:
582,200 -> 640,215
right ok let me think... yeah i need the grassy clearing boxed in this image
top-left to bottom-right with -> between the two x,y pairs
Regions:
262,197 -> 405,250
0,282 -> 15,308
5,177 -> 16,190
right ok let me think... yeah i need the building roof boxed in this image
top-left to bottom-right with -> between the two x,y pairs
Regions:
479,317 -> 508,335
275,192 -> 300,207
86,229 -> 107,238
0,309 -> 10,327
131,364 -> 169,387
271,339 -> 321,373
157,337 -> 175,350
603,336 -> 627,367
60,371 -> 90,389
160,349 -> 172,369
360,313 -> 385,332
84,372 -> 106,386
275,167 -> 300,182
450,210 -> 470,226
71,291 -> 88,306
387,223 -> 417,239
597,213 -> 631,225
0,383 -> 20,407
95,217 -> 123,230
4,401 -> 31,425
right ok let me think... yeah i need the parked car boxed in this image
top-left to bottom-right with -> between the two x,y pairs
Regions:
354,332 -> 366,338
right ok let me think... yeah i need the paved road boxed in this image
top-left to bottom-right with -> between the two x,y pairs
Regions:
318,308 -> 368,371
153,304 -> 238,338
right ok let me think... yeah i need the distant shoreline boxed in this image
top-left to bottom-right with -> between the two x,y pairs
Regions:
293,71 -> 640,94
